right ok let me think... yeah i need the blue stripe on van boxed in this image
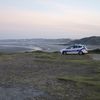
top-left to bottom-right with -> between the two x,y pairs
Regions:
66,48 -> 84,52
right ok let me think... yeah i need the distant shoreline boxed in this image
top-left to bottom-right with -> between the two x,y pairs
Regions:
0,46 -> 32,53
0,37 -> 100,53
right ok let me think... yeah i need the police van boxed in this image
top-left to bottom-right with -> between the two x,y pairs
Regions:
60,44 -> 88,55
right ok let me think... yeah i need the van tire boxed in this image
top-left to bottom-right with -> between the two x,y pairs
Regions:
62,51 -> 67,55
79,51 -> 84,55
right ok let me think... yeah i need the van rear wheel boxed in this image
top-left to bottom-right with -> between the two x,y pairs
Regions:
79,51 -> 84,55
62,51 -> 67,55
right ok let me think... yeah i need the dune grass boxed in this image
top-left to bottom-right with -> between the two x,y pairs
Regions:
0,52 -> 100,99
58,74 -> 100,100
58,75 -> 100,86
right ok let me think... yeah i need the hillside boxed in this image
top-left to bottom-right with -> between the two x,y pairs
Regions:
0,52 -> 99,100
69,36 -> 100,45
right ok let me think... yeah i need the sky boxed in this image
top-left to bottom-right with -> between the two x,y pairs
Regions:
0,0 -> 100,39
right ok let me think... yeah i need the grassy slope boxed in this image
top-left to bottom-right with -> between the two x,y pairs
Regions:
0,51 -> 100,100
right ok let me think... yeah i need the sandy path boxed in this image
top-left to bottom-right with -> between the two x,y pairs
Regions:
90,54 -> 100,61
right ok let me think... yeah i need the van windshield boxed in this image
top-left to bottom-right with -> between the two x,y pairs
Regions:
66,46 -> 73,49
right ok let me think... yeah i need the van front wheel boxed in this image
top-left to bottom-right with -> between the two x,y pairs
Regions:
78,51 -> 84,55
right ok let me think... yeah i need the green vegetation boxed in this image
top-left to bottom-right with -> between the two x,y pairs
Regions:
58,75 -> 100,86
69,36 -> 100,45
58,74 -> 100,100
0,52 -> 99,100
89,49 -> 100,54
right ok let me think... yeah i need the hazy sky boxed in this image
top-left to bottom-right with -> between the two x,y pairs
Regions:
0,0 -> 100,39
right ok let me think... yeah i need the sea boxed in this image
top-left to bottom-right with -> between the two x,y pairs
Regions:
0,39 -> 68,53
0,39 -> 99,53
